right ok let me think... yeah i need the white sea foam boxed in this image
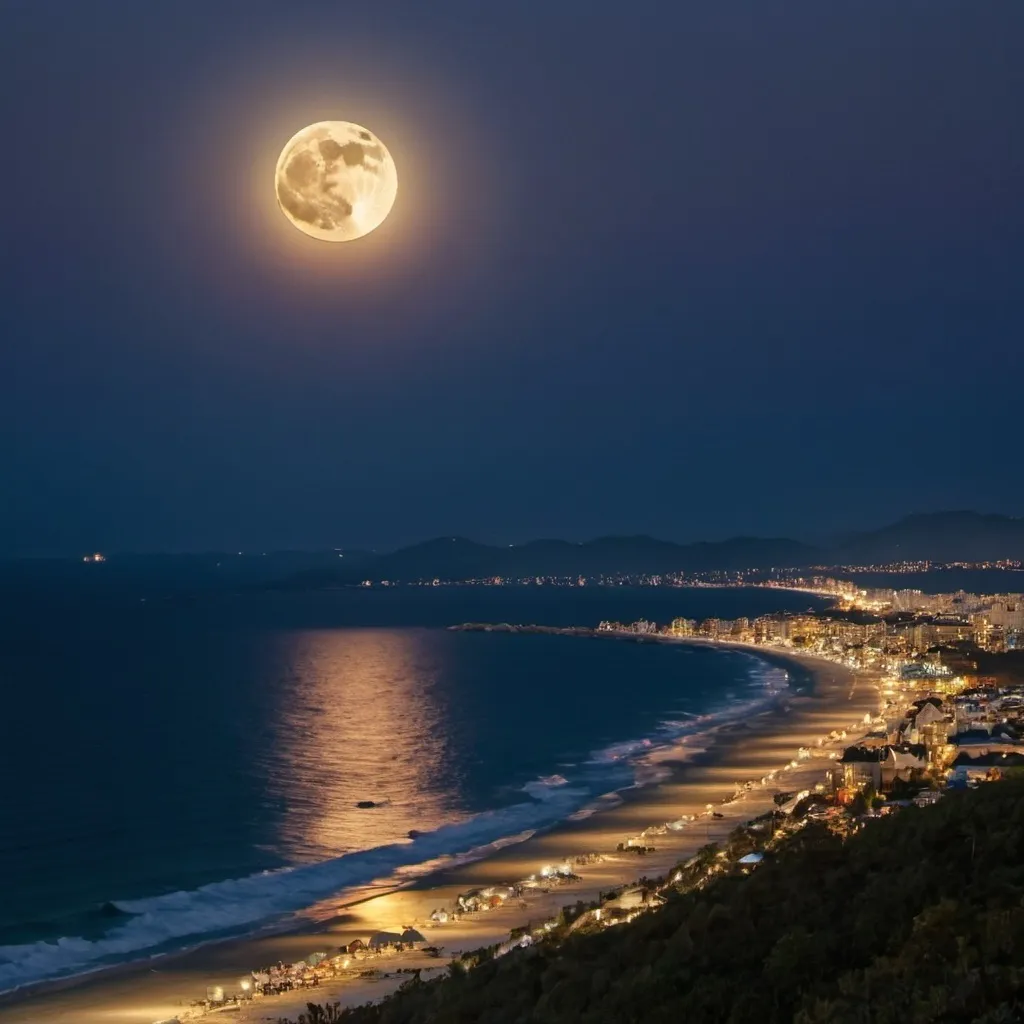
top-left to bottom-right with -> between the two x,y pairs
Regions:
566,792 -> 624,821
589,737 -> 655,763
0,792 -> 588,993
521,775 -> 573,801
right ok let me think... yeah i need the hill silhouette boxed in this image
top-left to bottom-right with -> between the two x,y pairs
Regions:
832,510 -> 1024,563
281,511 -> 1024,586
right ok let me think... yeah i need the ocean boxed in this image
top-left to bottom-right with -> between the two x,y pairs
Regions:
0,583 -> 826,993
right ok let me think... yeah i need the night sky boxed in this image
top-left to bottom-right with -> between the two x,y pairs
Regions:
1,1 -> 1022,556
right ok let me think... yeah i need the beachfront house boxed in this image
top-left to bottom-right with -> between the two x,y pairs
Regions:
892,697 -> 955,766
904,699 -> 949,743
835,742 -> 929,796
879,744 -> 928,788
837,746 -> 884,794
368,931 -> 404,950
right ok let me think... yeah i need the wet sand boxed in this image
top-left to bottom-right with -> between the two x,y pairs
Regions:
0,647 -> 879,1024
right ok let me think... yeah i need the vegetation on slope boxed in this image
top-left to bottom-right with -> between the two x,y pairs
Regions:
289,778 -> 1024,1023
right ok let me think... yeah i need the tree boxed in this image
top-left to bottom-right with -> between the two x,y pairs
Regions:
281,779 -> 1024,1024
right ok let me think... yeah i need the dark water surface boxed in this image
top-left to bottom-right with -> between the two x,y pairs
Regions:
0,585 -> 825,990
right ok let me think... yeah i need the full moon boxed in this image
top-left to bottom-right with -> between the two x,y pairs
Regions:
274,121 -> 398,242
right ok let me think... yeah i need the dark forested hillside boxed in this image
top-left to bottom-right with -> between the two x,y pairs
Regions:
298,778 -> 1024,1023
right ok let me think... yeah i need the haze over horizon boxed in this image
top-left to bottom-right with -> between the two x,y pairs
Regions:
3,509 -> 1022,561
1,1 -> 1022,556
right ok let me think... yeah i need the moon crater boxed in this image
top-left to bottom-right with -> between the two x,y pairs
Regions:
275,121 -> 397,241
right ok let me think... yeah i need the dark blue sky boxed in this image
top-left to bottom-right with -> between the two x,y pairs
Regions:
1,1 -> 1022,555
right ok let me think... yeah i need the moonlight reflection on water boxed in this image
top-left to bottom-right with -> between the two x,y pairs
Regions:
261,629 -> 455,862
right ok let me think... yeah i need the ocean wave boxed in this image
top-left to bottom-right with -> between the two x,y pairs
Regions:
589,737 -> 655,763
566,792 -> 624,821
0,646 -> 792,993
521,775 -> 575,801
0,790 -> 594,994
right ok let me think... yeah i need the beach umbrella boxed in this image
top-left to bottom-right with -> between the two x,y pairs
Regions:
368,930 -> 403,949
400,928 -> 427,944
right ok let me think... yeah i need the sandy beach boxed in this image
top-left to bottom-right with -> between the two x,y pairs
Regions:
0,645 -> 879,1024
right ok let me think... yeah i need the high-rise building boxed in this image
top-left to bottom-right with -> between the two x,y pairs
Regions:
985,599 -> 1024,631
669,617 -> 696,637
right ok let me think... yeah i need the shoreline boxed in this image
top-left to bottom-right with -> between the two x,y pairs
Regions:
0,642 -> 879,1024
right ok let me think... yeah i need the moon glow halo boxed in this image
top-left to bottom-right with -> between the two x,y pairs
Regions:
274,121 -> 397,242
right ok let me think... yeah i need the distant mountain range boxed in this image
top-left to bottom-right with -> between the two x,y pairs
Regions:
828,512 -> 1024,564
7,512 -> 1021,595
281,511 -> 1024,587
